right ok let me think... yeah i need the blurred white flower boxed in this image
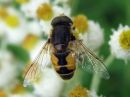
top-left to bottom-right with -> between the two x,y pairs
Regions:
3,25 -> 27,44
20,0 -> 50,18
39,20 -> 51,35
73,15 -> 104,51
109,25 -> 130,61
33,68 -> 64,97
81,20 -> 104,51
20,0 -> 71,35
39,3 -> 71,35
0,51 -> 17,88
0,7 -> 28,44
26,20 -> 43,36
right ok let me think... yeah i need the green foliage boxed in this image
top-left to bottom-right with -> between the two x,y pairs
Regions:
7,44 -> 30,63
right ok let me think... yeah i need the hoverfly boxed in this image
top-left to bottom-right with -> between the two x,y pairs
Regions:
23,15 -> 110,86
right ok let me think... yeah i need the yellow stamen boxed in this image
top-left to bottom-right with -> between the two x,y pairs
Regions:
69,85 -> 89,97
11,84 -> 25,94
5,15 -> 20,28
22,34 -> 39,51
73,15 -> 88,34
0,90 -> 7,97
36,3 -> 53,21
16,0 -> 30,4
119,30 -> 130,50
0,7 -> 8,19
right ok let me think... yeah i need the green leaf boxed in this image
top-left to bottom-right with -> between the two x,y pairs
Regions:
7,44 -> 30,63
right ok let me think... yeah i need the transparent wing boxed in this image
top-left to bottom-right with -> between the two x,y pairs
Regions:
70,40 -> 110,79
23,41 -> 52,87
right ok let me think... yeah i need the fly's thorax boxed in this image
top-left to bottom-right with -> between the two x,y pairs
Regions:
51,25 -> 71,48
51,50 -> 76,80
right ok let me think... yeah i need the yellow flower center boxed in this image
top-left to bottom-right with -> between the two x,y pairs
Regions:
36,3 -> 53,21
73,15 -> 88,34
0,7 -> 8,19
0,90 -> 7,97
11,84 -> 25,94
16,0 -> 30,4
22,34 -> 38,51
5,15 -> 20,28
69,85 -> 88,97
119,30 -> 130,50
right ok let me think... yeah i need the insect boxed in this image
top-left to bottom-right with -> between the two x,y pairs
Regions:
23,15 -> 110,87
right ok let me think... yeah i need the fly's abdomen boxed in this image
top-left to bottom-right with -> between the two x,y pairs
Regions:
51,50 -> 76,80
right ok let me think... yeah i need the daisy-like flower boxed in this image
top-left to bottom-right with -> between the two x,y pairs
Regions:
20,0 -> 50,18
1,7 -> 27,44
109,25 -> 130,61
68,85 -> 102,97
20,0 -> 71,34
33,68 -> 64,97
20,0 -> 70,19
38,2 -> 71,34
73,14 -> 104,51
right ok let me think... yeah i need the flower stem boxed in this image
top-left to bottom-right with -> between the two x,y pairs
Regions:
90,54 -> 114,92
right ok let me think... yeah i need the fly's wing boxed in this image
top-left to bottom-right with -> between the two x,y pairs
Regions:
69,40 -> 110,79
23,41 -> 52,87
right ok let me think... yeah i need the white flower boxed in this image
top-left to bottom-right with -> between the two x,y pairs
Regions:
109,25 -> 130,61
39,4 -> 71,35
81,20 -> 104,51
0,50 -> 17,88
39,20 -> 51,35
20,0 -> 71,35
1,7 -> 27,44
26,20 -> 43,36
33,68 -> 64,97
20,0 -> 50,18
3,25 -> 27,44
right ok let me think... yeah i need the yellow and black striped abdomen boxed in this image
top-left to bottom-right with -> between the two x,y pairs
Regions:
51,51 -> 76,80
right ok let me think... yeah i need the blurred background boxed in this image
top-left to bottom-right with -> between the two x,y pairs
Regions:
0,0 -> 130,97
